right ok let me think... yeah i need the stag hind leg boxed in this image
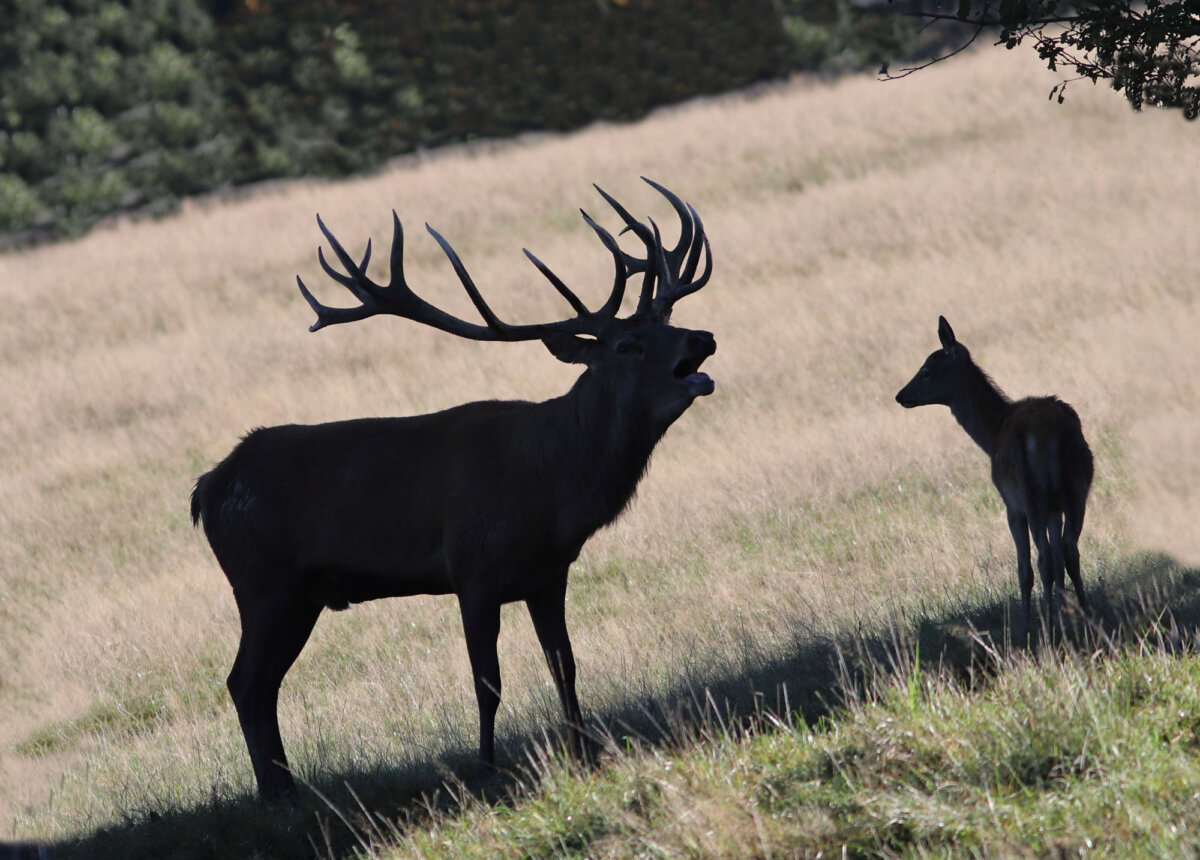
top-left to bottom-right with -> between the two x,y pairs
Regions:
227,585 -> 323,800
526,577 -> 589,761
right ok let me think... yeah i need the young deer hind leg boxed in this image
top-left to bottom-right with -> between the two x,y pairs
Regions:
1006,508 -> 1036,635
1029,517 -> 1061,635
526,576 -> 589,760
226,587 -> 323,801
1063,500 -> 1090,616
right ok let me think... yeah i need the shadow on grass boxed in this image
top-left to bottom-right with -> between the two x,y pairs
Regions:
36,549 -> 1200,860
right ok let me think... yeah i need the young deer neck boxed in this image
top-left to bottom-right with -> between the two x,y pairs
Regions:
948,361 -> 1011,457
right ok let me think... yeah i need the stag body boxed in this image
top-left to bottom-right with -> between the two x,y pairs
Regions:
192,180 -> 715,800
896,317 -> 1093,633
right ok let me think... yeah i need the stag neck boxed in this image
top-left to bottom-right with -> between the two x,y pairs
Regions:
570,368 -> 662,462
544,370 -> 662,525
948,361 -> 1012,457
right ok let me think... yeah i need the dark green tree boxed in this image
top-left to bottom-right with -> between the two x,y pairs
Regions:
881,0 -> 1200,119
0,0 -> 233,236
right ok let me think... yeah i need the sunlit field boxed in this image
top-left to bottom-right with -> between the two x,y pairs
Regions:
0,46 -> 1197,850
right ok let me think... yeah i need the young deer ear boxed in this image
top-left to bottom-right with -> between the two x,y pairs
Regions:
542,332 -> 601,365
937,316 -> 958,352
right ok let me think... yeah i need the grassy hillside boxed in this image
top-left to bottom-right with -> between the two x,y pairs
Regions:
383,624 -> 1200,859
0,46 -> 1198,857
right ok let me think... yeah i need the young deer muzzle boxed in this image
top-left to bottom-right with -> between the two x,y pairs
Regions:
191,179 -> 716,800
896,316 -> 1094,637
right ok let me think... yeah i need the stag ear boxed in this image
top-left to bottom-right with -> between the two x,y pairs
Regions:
542,332 -> 601,365
937,316 -> 958,352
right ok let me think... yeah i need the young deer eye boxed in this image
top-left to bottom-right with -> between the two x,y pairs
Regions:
919,367 -> 932,379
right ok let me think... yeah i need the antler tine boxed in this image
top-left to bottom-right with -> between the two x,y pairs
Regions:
579,209 -> 631,319
424,224 -> 511,333
593,184 -> 655,275
632,218 -> 665,318
678,203 -> 704,284
297,214 -> 386,332
522,247 -> 593,318
317,214 -> 375,298
640,177 -> 695,274
588,185 -> 660,317
659,230 -> 712,307
643,183 -> 712,319
659,203 -> 712,305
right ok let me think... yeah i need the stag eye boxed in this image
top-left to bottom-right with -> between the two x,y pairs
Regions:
615,338 -> 643,355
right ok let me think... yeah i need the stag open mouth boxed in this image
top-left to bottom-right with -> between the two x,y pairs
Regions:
674,355 -> 715,396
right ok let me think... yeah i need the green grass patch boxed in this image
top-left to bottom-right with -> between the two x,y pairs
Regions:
17,693 -> 170,758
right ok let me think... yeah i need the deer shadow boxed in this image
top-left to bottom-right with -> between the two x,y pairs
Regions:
35,549 -> 1200,860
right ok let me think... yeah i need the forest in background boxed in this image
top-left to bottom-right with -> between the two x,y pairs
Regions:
0,0 -> 923,244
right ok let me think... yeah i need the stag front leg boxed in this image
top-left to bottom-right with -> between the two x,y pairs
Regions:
1006,509 -> 1035,637
458,594 -> 503,767
526,576 -> 588,761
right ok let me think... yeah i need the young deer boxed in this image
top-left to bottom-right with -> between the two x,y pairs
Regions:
896,316 -> 1094,633
191,180 -> 716,799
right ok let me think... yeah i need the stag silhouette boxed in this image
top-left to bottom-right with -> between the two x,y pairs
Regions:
896,316 -> 1094,634
191,179 -> 716,799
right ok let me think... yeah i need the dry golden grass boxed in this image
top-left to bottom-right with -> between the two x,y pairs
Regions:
0,46 -> 1197,841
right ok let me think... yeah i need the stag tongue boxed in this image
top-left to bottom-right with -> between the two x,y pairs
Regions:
685,371 -> 715,396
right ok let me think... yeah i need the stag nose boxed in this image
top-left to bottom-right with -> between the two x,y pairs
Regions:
689,330 -> 716,355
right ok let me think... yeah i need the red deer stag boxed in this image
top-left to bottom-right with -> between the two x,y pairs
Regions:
895,316 -> 1093,634
191,179 -> 716,800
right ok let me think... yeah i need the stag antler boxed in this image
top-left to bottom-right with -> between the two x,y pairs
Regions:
592,177 -> 712,323
297,182 -> 710,338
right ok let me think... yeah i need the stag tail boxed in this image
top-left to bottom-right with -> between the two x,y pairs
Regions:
190,474 -> 207,527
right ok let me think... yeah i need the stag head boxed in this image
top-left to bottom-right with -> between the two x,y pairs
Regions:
298,178 -> 716,429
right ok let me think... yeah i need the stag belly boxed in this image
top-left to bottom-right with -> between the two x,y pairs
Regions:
286,488 -> 458,606
307,561 -> 453,609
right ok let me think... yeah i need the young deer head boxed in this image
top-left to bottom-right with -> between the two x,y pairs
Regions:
897,316 -> 1094,636
191,179 -> 716,800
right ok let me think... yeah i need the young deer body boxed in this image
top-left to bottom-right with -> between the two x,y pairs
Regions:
191,180 -> 716,800
896,317 -> 1093,632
